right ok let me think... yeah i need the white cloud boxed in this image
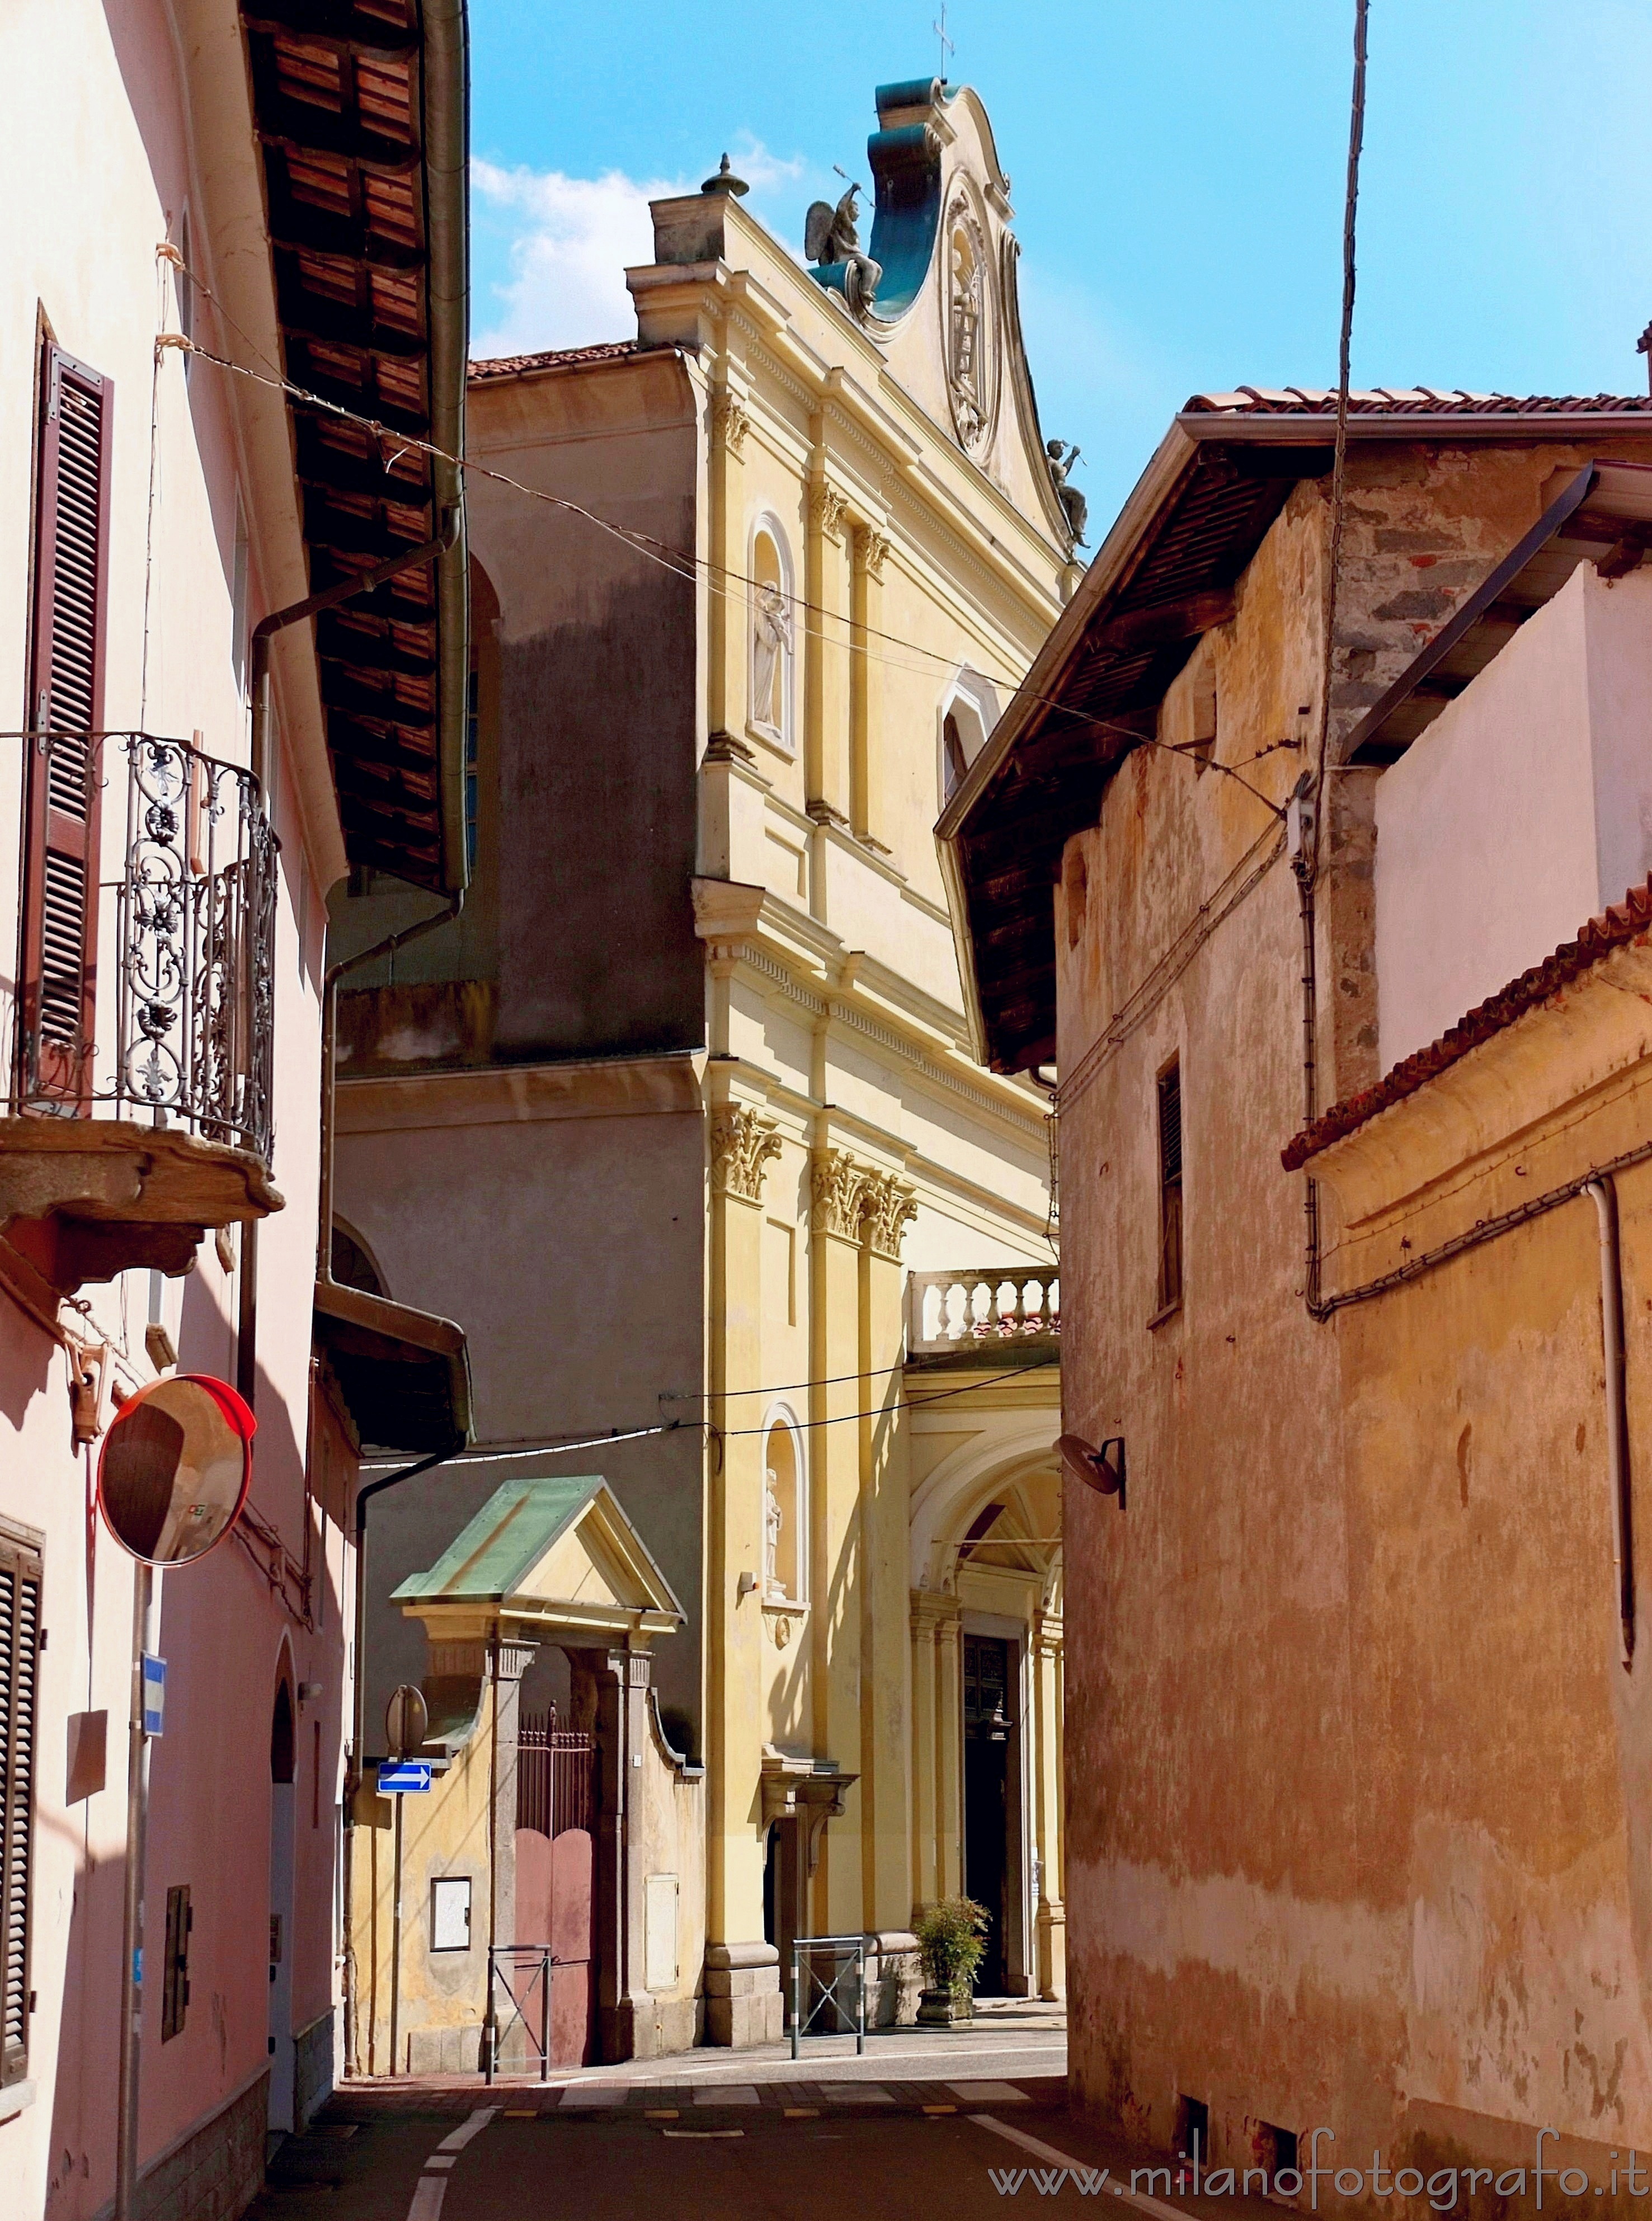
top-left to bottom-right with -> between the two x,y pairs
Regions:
470,158 -> 677,356
469,139 -> 810,360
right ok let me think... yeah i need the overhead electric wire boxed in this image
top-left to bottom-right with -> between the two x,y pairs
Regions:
356,1355 -> 1057,1472
172,329 -> 1286,824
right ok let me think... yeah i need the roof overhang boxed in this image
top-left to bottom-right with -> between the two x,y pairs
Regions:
312,1277 -> 472,1455
237,0 -> 470,894
942,400 -> 1652,1075
937,421 -> 1332,1070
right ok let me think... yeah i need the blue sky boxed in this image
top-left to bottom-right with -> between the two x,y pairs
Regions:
469,0 -> 1652,534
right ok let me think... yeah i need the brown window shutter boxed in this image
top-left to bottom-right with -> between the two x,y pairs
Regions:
0,1540 -> 43,2089
20,342 -> 112,1110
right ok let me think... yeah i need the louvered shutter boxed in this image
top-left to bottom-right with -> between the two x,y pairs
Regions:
21,343 -> 111,1110
0,1540 -> 42,2088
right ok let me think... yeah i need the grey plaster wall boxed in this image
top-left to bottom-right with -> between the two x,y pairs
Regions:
338,1095 -> 707,1747
495,556 -> 702,1060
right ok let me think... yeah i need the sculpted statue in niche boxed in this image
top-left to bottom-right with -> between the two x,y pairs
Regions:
764,1420 -> 802,1601
750,528 -> 792,742
804,181 -> 882,317
764,1468 -> 785,1597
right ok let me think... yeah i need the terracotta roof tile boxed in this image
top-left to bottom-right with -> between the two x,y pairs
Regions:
1187,386 -> 1652,418
468,340 -> 640,382
1281,879 -> 1652,1171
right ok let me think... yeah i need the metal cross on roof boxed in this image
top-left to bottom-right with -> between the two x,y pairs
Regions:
933,4 -> 954,76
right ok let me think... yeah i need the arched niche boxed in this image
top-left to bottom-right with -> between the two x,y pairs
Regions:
748,516 -> 796,752
762,1405 -> 807,1602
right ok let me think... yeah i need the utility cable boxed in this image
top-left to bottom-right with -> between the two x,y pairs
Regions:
1310,0 -> 1369,868
355,1357 -> 1056,1472
172,331 -> 1284,823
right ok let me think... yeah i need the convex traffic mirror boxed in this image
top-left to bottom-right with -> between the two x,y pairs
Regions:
96,1373 -> 257,1565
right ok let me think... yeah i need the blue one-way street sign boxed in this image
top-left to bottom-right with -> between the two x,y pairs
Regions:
378,1761 -> 432,1793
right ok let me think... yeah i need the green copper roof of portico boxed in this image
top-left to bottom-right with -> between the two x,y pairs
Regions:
391,1476 -> 685,1629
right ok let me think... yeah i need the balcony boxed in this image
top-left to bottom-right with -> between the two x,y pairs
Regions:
905,1264 -> 1061,1370
2,732 -> 283,1295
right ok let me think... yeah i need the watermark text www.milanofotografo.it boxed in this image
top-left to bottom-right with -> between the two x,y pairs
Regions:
987,2130 -> 1652,2205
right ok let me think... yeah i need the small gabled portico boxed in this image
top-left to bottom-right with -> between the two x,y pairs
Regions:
364,1477 -> 703,2070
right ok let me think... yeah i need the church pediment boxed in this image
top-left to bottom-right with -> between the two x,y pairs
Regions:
803,78 -> 1082,551
392,1475 -> 685,1641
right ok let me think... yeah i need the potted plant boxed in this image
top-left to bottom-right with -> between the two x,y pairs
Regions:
914,1895 -> 990,2025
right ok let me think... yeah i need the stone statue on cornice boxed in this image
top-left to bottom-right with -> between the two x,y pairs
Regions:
1047,440 -> 1089,546
805,182 -> 883,317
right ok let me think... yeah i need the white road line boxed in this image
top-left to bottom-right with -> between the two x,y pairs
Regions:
437,2107 -> 499,2153
969,2116 -> 1188,2221
407,2182 -> 447,2221
424,2157 -> 456,2171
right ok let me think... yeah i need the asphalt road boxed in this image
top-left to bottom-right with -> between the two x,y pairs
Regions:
247,2033 -> 1287,2221
255,2079 -> 1117,2221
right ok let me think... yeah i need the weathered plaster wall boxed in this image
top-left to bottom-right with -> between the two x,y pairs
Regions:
1057,435 -> 1652,2197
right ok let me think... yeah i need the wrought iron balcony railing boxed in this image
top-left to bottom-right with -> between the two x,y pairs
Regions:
906,1264 -> 1061,1360
9,731 -> 278,1161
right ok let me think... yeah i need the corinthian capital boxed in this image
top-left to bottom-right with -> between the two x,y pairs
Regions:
710,390 -> 751,457
859,1170 -> 917,1260
809,482 -> 849,545
810,1147 -> 868,1239
710,1105 -> 783,1202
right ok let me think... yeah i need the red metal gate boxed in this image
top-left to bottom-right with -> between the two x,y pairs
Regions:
515,1709 -> 595,2066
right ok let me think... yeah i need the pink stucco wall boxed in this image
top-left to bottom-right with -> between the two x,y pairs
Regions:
0,3 -> 356,2214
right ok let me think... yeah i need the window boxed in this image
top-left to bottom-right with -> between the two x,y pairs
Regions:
943,714 -> 968,802
748,523 -> 793,749
20,342 -> 112,1110
1157,1061 -> 1183,1315
762,1415 -> 805,1602
937,669 -> 998,811
0,1535 -> 43,2089
162,1885 -> 192,2043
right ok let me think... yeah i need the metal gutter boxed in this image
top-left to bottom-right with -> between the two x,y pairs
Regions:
422,0 -> 470,898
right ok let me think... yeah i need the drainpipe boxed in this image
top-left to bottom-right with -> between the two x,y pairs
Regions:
1586,1176 -> 1636,1671
239,515 -> 458,1409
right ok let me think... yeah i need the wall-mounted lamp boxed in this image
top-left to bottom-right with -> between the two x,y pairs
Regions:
1056,1433 -> 1126,1510
737,1569 -> 760,1598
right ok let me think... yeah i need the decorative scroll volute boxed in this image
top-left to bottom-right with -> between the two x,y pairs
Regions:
710,1105 -> 783,1202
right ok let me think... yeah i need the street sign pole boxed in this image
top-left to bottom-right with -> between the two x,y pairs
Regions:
115,1564 -> 160,2221
388,1785 -> 403,2077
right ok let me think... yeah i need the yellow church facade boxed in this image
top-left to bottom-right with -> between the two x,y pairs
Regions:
333,76 -> 1073,2055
